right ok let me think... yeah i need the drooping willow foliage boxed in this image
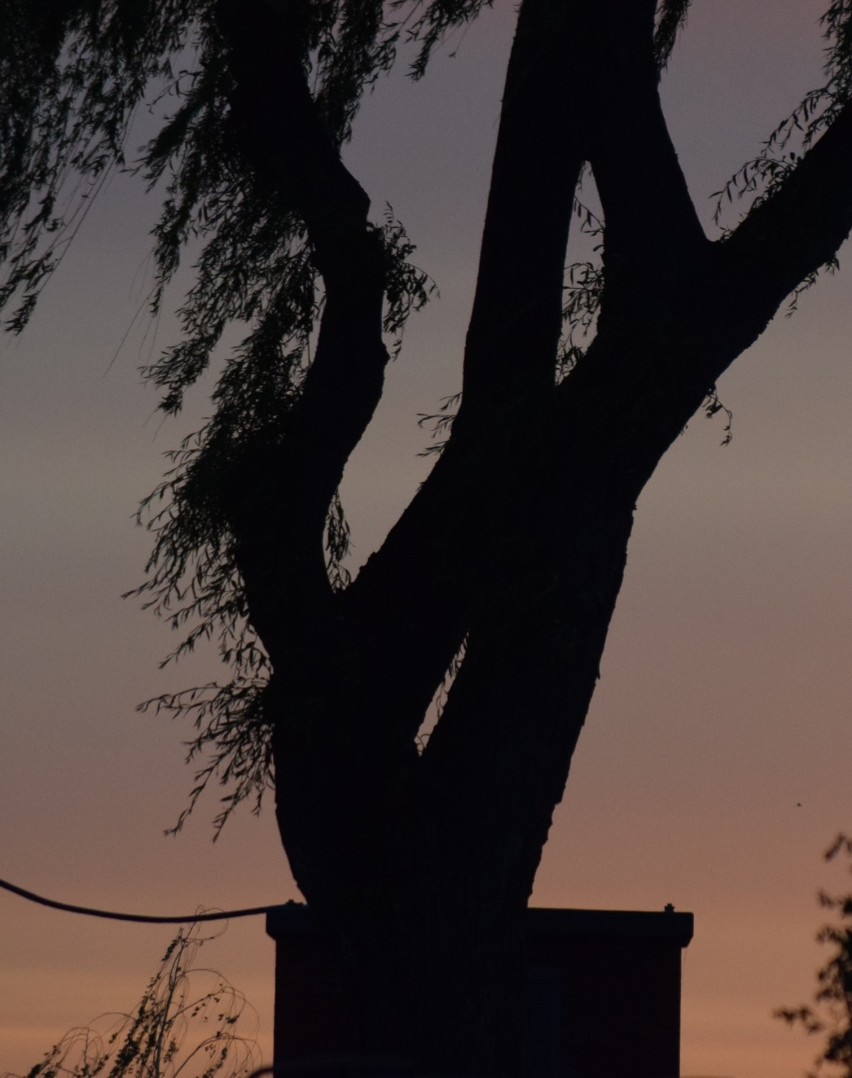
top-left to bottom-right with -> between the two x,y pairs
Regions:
713,1 -> 852,230
2,0 -> 852,828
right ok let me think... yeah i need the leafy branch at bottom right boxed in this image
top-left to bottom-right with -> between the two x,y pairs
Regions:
777,834 -> 852,1078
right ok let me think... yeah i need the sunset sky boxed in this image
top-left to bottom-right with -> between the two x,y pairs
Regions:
2,4 -> 852,1077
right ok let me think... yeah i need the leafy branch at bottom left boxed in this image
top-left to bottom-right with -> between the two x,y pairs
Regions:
8,919 -> 262,1078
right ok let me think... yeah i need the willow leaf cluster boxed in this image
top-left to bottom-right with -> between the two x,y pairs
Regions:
653,0 -> 692,71
0,0 -> 212,333
713,1 -> 852,238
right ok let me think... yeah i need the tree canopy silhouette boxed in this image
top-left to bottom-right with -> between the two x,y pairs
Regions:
4,1 -> 852,1074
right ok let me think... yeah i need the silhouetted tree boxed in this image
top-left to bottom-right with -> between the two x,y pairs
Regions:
4,2 -> 852,1074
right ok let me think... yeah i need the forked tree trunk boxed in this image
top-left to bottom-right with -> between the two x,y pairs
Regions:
213,0 -> 852,1073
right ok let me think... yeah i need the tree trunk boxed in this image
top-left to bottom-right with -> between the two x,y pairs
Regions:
266,432 -> 642,1075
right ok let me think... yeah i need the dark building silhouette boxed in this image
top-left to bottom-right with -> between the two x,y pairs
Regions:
266,904 -> 694,1077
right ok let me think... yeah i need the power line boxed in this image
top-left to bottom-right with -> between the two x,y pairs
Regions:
0,876 -> 283,923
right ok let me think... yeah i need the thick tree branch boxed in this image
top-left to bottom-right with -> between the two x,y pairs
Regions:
335,0 -> 600,748
456,0 -> 583,428
586,0 -> 707,322
718,100 -> 852,343
216,0 -> 389,658
335,0 -> 601,748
